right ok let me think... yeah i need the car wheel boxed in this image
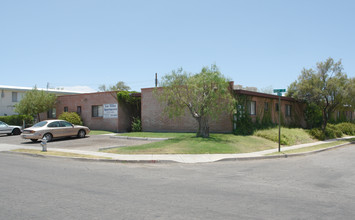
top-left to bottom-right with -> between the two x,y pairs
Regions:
78,130 -> 86,138
43,133 -> 53,142
12,128 -> 21,135
31,139 -> 38,142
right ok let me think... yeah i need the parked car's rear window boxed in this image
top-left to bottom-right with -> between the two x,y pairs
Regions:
32,121 -> 48,127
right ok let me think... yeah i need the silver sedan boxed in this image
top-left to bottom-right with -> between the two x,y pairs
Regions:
0,121 -> 22,135
21,120 -> 90,142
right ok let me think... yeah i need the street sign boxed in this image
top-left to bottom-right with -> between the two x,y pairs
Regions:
273,88 -> 286,152
273,89 -> 286,93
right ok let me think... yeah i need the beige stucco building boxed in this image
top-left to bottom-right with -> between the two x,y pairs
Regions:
0,85 -> 81,116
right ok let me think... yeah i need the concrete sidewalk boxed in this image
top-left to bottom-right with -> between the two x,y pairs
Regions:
1,136 -> 354,163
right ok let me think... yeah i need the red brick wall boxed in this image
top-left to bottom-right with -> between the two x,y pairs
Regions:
245,96 -> 306,127
141,88 -> 233,133
50,92 -> 131,132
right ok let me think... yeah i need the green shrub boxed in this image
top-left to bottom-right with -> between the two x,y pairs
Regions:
335,122 -> 355,135
255,127 -> 314,145
327,124 -> 343,138
233,116 -> 254,135
254,128 -> 288,145
0,115 -> 33,126
304,103 -> 323,129
308,128 -> 325,140
58,112 -> 83,125
309,124 -> 343,140
131,117 -> 142,132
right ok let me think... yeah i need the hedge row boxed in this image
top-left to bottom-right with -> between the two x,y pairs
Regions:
309,122 -> 355,140
0,115 -> 33,126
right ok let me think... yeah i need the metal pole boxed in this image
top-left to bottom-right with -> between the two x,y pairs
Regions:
278,95 -> 281,152
155,73 -> 158,87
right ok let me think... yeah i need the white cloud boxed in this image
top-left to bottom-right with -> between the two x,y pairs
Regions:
59,86 -> 97,93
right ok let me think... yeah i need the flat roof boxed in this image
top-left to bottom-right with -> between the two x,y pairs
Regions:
57,90 -> 141,98
234,89 -> 297,102
0,85 -> 83,94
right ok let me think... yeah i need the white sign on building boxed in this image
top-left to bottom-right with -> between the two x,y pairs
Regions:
103,103 -> 118,118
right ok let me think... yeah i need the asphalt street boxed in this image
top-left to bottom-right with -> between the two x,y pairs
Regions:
1,144 -> 355,219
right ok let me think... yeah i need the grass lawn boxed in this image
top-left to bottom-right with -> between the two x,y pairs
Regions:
268,138 -> 355,155
90,130 -> 116,135
254,127 -> 316,146
103,133 -> 278,154
12,149 -> 112,159
117,132 -> 192,138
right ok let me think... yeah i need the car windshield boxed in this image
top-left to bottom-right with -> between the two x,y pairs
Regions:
0,121 -> 7,127
32,121 -> 48,127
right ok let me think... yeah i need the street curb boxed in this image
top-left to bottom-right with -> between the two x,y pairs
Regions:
0,151 -> 177,164
217,142 -> 354,162
110,136 -> 169,141
2,142 -> 353,164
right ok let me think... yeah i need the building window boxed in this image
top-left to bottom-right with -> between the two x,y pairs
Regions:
77,106 -> 82,115
264,102 -> 269,112
92,105 -> 103,117
12,92 -> 18,102
237,105 -> 245,117
47,108 -> 56,119
248,101 -> 256,115
275,103 -> 279,112
285,105 -> 292,117
64,107 -> 68,112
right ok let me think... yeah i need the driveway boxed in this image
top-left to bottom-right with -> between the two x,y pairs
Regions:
0,134 -> 157,151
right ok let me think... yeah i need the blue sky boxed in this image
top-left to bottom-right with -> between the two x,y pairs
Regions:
1,0 -> 354,93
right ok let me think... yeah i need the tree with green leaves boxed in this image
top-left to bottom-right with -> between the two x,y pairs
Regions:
98,81 -> 131,91
14,87 -> 57,122
156,64 -> 235,138
287,58 -> 350,131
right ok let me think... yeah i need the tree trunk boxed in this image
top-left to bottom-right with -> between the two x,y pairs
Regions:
196,116 -> 210,138
322,109 -> 328,132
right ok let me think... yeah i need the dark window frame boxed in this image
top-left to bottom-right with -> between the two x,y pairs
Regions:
47,108 -> 56,119
264,102 -> 269,112
248,101 -> 256,116
92,105 -> 103,117
77,106 -> 82,115
285,104 -> 292,117
12,92 -> 18,102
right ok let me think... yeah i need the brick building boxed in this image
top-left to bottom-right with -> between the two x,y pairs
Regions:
141,87 -> 233,133
141,85 -> 307,133
42,91 -> 139,132
234,89 -> 306,128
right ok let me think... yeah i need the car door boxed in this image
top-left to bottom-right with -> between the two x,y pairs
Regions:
60,121 -> 76,137
47,121 -> 64,138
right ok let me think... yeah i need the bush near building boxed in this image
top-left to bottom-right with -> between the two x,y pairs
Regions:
335,122 -> 355,135
58,112 -> 83,125
309,123 -> 345,140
